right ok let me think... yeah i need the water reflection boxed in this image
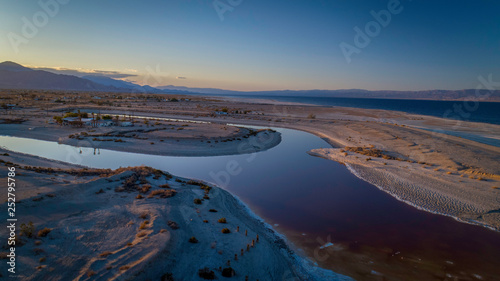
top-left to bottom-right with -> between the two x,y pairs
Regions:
1,128 -> 499,280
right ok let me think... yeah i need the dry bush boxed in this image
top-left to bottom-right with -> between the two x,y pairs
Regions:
344,146 -> 399,160
218,218 -> 227,223
221,228 -> 231,234
148,189 -> 177,198
20,222 -> 35,238
189,236 -> 198,243
119,265 -> 130,270
139,184 -> 151,193
167,221 -> 179,229
37,228 -> 52,238
139,221 -> 149,230
99,251 -> 113,258
136,231 -> 147,238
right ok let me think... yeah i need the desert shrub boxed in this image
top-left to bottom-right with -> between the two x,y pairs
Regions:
37,228 -> 52,238
168,221 -> 179,230
189,236 -> 198,243
87,270 -> 96,277
198,267 -> 215,279
20,222 -> 35,238
39,257 -> 46,263
203,195 -> 210,200
222,267 -> 236,277
139,184 -> 151,193
159,183 -> 171,188
148,189 -> 177,198
99,251 -> 113,258
201,185 -> 212,194
194,198 -> 202,205
187,180 -> 203,186
221,228 -> 231,234
136,231 -> 147,238
119,265 -> 130,270
209,209 -> 218,213
139,212 -> 149,219
136,194 -> 144,199
307,113 -> 316,119
139,221 -> 149,230
218,218 -> 227,223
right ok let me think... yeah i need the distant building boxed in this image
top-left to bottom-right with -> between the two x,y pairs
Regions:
215,111 -> 228,115
98,120 -> 114,127
62,117 -> 93,127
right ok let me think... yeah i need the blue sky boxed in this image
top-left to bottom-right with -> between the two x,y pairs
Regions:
0,0 -> 499,91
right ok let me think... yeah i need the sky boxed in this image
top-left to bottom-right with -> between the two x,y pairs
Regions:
0,0 -> 499,91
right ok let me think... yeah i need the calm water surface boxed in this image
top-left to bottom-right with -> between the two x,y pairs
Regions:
1,128 -> 499,280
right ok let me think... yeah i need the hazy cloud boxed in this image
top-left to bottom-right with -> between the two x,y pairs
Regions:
176,76 -> 187,79
31,66 -> 138,79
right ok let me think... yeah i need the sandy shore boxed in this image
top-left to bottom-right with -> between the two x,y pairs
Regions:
0,119 -> 281,157
1,91 -> 500,280
0,149 -> 352,281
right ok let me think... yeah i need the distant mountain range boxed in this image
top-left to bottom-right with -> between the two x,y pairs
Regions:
1,61 -> 499,101
0,61 -> 188,94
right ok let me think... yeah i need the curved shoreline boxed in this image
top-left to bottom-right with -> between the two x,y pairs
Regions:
0,122 -> 282,157
0,148 -> 352,281
308,148 -> 500,232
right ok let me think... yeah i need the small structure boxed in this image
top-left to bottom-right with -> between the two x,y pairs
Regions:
215,111 -> 228,115
98,120 -> 114,127
62,117 -> 94,127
